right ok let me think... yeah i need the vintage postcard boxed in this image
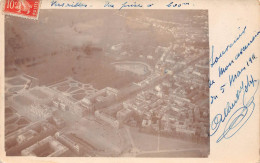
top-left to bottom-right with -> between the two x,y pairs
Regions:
0,0 -> 259,163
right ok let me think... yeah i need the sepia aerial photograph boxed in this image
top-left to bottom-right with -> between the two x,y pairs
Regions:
5,10 -> 209,157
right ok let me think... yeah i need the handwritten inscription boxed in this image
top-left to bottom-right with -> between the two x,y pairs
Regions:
51,1 -> 190,9
210,29 -> 259,93
235,31 -> 260,60
209,79 -> 215,88
119,2 -> 143,10
218,60 -> 234,77
210,25 -> 259,143
166,2 -> 190,7
51,0 -> 88,7
212,52 -> 258,102
211,75 -> 259,143
104,1 -> 114,8
210,26 -> 247,68
229,66 -> 246,87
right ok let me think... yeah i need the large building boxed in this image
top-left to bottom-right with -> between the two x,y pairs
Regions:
21,136 -> 69,157
5,121 -> 57,156
55,132 -> 81,154
82,87 -> 118,110
52,96 -> 85,117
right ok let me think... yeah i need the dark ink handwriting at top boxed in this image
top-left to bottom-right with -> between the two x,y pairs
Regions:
51,0 -> 87,7
51,0 -> 65,7
120,2 -> 143,10
66,2 -> 87,7
104,1 -> 114,8
166,2 -> 190,7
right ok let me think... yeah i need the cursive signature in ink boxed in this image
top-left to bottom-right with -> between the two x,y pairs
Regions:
210,75 -> 259,143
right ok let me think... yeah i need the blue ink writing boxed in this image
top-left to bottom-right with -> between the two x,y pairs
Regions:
217,30 -> 259,78
120,2 -> 142,10
209,79 -> 215,88
51,0 -> 87,7
104,1 -> 114,8
247,53 -> 257,67
216,76 -> 259,143
147,3 -> 154,7
220,84 -> 226,93
211,95 -> 218,105
229,53 -> 257,87
210,74 -> 259,143
218,59 -> 234,77
210,26 -> 247,68
51,0 -> 65,7
166,2 -> 189,7
66,2 -> 87,7
235,31 -> 260,60
229,67 -> 246,87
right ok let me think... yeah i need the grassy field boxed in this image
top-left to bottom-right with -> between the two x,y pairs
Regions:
17,52 -> 144,90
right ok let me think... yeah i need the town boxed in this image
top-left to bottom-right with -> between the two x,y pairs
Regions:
5,10 -> 209,157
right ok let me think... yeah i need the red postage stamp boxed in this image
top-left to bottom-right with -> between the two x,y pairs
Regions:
3,0 -> 41,19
